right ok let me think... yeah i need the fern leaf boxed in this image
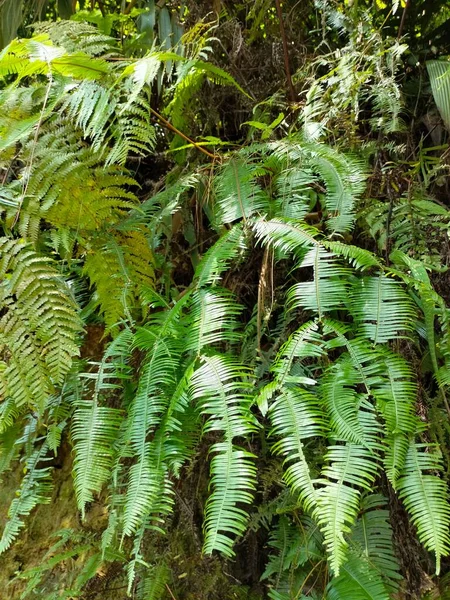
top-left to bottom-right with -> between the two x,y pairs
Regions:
191,354 -> 258,556
397,443 -> 450,574
315,444 -> 379,574
72,331 -> 132,517
185,288 -> 242,354
253,218 -> 319,256
0,441 -> 53,553
270,388 -> 323,510
288,247 -> 350,319
350,275 -> 416,343
214,158 -> 270,224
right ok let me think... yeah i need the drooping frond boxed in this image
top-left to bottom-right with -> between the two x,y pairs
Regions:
348,494 -> 401,591
302,142 -> 366,234
349,275 -> 416,343
72,331 -> 133,517
121,311 -> 184,538
397,443 -> 450,574
320,361 -> 367,446
213,157 -> 270,225
83,229 -> 155,328
0,441 -> 53,553
252,217 -> 319,256
315,444 -> 379,574
287,247 -> 351,319
184,288 -> 242,354
194,223 -> 248,287
190,354 -> 258,556
269,388 -> 323,510
327,553 -> 390,600
0,238 -> 81,410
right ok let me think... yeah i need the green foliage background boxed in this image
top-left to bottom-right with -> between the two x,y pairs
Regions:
2,1 -> 450,599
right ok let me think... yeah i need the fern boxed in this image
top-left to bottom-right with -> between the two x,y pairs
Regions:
0,238 -> 81,410
0,440 -> 53,553
315,444 -> 379,574
72,330 -> 133,517
397,443 -> 450,574
191,354 -> 258,556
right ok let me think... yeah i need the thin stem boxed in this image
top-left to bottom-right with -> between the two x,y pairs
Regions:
123,0 -> 139,14
97,0 -> 106,17
397,0 -> 410,39
275,0 -> 297,102
165,584 -> 178,600
149,106 -> 217,160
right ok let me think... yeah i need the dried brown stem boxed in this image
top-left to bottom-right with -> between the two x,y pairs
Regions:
149,106 -> 217,160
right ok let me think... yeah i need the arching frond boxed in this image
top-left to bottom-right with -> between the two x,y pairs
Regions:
0,441 -> 53,553
397,443 -> 450,574
350,275 -> 416,343
315,444 -> 379,574
252,217 -> 319,256
214,158 -> 270,224
287,247 -> 350,319
191,354 -> 258,556
184,288 -> 242,354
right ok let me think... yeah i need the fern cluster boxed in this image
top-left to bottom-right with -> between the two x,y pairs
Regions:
1,17 -> 450,600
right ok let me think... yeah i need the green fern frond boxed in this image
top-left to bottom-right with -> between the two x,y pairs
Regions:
191,354 -> 258,556
320,361 -> 368,446
303,142 -> 366,234
269,388 -> 323,510
328,553 -> 390,600
315,444 -> 379,574
194,223 -> 248,287
253,217 -> 319,256
288,247 -> 350,319
137,563 -> 170,600
397,442 -> 450,574
214,158 -> 270,224
349,494 -> 401,589
0,238 -> 81,410
72,331 -> 133,517
0,441 -> 53,554
121,313 -> 183,538
350,275 -> 416,343
33,20 -> 118,57
185,288 -> 242,354
271,319 -> 324,386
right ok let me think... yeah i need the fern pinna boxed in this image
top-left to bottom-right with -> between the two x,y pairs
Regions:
1,22 -> 450,600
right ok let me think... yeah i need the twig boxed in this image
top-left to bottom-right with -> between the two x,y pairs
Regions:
123,0 -> 138,14
149,106 -> 218,160
97,0 -> 106,17
275,0 -> 296,102
165,584 -> 178,600
397,0 -> 410,39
